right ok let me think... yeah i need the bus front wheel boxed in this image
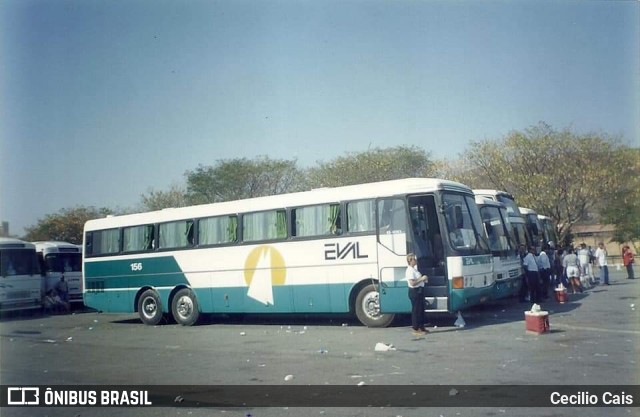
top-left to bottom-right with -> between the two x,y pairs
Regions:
172,288 -> 200,326
354,284 -> 394,328
138,289 -> 163,325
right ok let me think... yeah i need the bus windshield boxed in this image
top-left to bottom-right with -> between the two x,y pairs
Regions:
0,248 -> 40,277
511,221 -> 529,248
480,205 -> 515,256
443,193 -> 489,253
496,195 -> 521,216
43,253 -> 82,273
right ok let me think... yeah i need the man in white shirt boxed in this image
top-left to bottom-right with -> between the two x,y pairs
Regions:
405,253 -> 428,336
522,246 -> 541,303
594,242 -> 609,285
577,243 -> 593,286
537,245 -> 552,299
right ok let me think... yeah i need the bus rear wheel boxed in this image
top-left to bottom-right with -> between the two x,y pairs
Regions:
172,288 -> 200,326
138,289 -> 163,325
354,284 -> 394,328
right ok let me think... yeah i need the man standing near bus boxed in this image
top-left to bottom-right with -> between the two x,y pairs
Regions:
55,275 -> 70,312
522,246 -> 542,303
622,245 -> 634,280
405,253 -> 428,336
595,242 -> 609,285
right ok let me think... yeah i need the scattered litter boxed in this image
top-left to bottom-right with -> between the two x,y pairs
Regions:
454,312 -> 466,328
449,388 -> 459,396
93,320 -> 99,323
66,337 -> 73,342
318,348 -> 328,354
374,342 -> 396,352
258,364 -> 266,367
88,327 -> 93,330
240,332 -> 246,336
357,381 -> 366,386
303,326 -> 308,330
284,374 -> 294,381
594,353 -> 609,357
341,323 -> 348,327
631,304 -> 635,308
44,339 -> 56,343
174,395 -> 184,403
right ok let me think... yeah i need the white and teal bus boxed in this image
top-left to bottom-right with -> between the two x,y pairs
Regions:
34,241 -> 84,304
474,197 -> 522,300
0,238 -> 43,312
537,215 -> 558,247
473,190 -> 530,251
83,178 -> 493,327
519,207 -> 543,253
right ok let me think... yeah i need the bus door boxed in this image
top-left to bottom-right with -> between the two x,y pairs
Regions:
408,195 -> 448,311
376,198 -> 411,313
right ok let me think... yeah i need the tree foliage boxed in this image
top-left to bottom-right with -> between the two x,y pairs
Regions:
306,145 -> 435,188
184,156 -> 303,204
453,123 -> 635,244
599,148 -> 640,250
138,184 -> 189,212
22,206 -> 114,244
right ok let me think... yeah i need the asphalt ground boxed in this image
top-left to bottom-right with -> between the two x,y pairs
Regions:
0,267 -> 638,417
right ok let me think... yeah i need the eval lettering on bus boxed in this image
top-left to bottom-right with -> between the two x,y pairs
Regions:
324,242 -> 368,261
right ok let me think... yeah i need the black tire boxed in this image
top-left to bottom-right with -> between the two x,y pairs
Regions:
171,288 -> 200,326
354,284 -> 395,327
138,289 -> 163,325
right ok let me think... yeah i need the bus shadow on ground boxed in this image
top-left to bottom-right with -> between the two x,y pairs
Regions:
448,294 -> 587,330
0,305 -> 95,323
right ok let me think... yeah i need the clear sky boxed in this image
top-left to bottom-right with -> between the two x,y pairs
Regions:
1,0 -> 638,237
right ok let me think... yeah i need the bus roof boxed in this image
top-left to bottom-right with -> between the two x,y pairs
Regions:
33,241 -> 82,253
474,196 -> 504,208
519,207 -> 537,215
472,189 -> 516,200
0,237 -> 35,249
85,178 -> 472,231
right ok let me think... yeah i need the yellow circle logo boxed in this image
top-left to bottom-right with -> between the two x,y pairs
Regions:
244,245 -> 286,286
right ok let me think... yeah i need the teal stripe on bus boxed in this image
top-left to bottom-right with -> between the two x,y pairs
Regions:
85,256 -> 189,289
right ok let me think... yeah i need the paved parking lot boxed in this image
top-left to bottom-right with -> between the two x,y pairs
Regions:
1,269 -> 638,417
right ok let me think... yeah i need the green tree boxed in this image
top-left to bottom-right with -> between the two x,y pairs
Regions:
599,148 -> 640,251
138,184 -> 189,211
185,156 -> 303,204
22,206 -> 114,244
455,123 -> 633,244
306,145 -> 435,188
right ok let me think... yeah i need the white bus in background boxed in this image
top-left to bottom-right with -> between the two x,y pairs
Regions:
473,190 -> 530,251
519,207 -> 543,253
538,215 -> 558,247
0,238 -> 43,312
34,241 -> 84,304
475,197 -> 522,300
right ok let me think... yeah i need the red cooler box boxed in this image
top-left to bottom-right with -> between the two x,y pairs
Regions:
525,311 -> 549,334
555,289 -> 568,303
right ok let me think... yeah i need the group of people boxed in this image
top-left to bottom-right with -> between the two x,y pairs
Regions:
402,241 -> 635,335
43,275 -> 70,313
520,241 -> 635,303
